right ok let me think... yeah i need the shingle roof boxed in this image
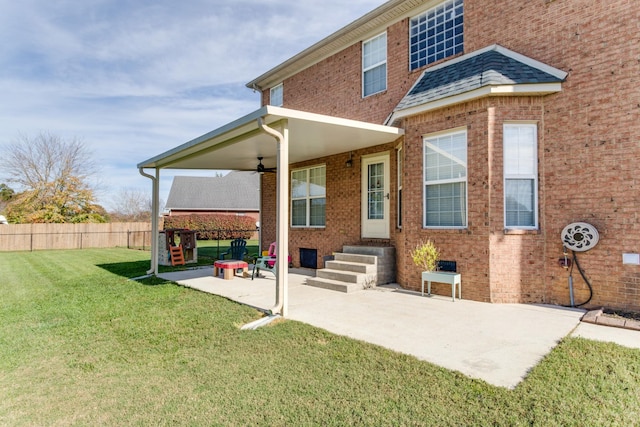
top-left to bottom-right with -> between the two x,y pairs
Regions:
165,171 -> 260,211
394,45 -> 566,113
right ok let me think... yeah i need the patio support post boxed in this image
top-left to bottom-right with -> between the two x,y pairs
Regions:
258,118 -> 289,317
139,167 -> 160,275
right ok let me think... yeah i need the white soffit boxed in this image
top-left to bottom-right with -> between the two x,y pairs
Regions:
137,106 -> 403,171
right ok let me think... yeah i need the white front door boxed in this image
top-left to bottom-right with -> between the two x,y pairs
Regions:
361,153 -> 390,239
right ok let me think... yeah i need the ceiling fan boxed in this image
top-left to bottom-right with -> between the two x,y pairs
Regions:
256,157 -> 276,173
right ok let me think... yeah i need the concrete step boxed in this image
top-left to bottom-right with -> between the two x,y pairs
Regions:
316,268 -> 365,284
342,246 -> 395,285
305,277 -> 363,293
325,260 -> 377,274
334,252 -> 377,265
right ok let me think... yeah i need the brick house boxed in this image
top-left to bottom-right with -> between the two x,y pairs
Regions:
139,0 -> 639,313
164,171 -> 260,224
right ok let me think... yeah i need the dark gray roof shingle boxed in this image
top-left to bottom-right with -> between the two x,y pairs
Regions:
395,46 -> 565,112
165,171 -> 260,211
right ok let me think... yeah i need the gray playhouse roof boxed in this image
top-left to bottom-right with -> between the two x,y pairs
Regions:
165,171 -> 260,211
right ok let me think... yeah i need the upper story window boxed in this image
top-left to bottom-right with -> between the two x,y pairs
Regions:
362,32 -> 387,97
270,83 -> 283,106
410,0 -> 464,71
423,128 -> 467,228
291,165 -> 326,227
504,123 -> 538,229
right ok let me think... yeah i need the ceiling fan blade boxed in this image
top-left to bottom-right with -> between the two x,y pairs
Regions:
257,157 -> 277,173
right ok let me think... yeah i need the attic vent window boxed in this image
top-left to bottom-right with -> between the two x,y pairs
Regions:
410,0 -> 464,71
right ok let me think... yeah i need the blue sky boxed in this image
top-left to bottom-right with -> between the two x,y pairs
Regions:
0,0 -> 382,210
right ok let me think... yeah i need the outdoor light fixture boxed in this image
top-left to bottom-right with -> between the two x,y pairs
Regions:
345,152 -> 353,168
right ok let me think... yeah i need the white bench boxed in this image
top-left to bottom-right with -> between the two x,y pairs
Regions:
421,271 -> 462,302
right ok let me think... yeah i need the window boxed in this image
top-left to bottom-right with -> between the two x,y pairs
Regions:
424,129 -> 467,227
270,83 -> 283,106
409,0 -> 464,71
363,32 -> 387,97
504,123 -> 538,229
291,165 -> 326,227
397,146 -> 403,228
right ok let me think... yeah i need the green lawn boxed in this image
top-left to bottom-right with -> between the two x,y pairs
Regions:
1,248 -> 639,426
195,239 -> 259,264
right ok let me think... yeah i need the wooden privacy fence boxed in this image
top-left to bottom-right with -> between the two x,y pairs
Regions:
0,222 -> 152,252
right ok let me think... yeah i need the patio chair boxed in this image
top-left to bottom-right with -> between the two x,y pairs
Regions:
251,242 -> 291,280
221,238 -> 248,261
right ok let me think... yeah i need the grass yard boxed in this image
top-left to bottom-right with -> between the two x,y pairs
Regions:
1,248 -> 639,426
195,239 -> 259,264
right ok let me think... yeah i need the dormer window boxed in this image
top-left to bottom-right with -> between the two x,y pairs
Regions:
410,0 -> 464,71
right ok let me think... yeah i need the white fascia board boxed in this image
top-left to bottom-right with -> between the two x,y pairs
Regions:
389,83 -> 563,122
137,106 -> 270,169
493,45 -> 568,80
266,105 -> 404,136
138,105 -> 403,170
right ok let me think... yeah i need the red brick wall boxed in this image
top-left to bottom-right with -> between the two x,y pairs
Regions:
263,18 -> 422,124
258,0 -> 640,311
465,0 -> 640,310
399,99 -> 492,302
260,173 -> 277,253
260,142 -> 402,269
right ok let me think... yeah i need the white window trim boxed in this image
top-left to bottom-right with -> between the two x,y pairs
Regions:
362,32 -> 387,98
291,164 -> 326,228
423,127 -> 468,229
503,122 -> 539,230
270,83 -> 283,107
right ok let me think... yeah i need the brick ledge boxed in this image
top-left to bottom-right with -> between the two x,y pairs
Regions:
581,308 -> 640,331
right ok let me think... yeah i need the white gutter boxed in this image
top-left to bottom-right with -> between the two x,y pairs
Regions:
257,117 -> 289,317
139,167 -> 160,275
386,82 -> 563,125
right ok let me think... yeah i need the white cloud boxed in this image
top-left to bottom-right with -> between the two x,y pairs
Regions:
0,0 -> 383,211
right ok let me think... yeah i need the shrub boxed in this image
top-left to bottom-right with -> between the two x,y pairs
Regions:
163,214 -> 256,240
410,240 -> 440,272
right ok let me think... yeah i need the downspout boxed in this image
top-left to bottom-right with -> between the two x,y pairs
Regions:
257,117 -> 289,317
139,167 -> 160,275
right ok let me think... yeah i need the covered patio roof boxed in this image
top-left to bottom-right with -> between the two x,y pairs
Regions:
138,105 -> 403,317
137,105 -> 404,172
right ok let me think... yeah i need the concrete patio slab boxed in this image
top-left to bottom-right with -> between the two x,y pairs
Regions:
158,267 -> 618,389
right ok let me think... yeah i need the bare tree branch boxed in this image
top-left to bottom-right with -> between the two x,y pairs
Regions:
0,132 -> 105,223
1,132 -> 96,191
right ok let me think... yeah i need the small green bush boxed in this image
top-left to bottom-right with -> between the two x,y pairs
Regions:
410,240 -> 440,272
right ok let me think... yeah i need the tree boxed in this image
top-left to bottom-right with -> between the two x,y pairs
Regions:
0,183 -> 14,213
109,187 -> 154,222
0,133 -> 107,223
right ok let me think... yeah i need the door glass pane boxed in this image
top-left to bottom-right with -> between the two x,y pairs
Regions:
368,162 -> 384,220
